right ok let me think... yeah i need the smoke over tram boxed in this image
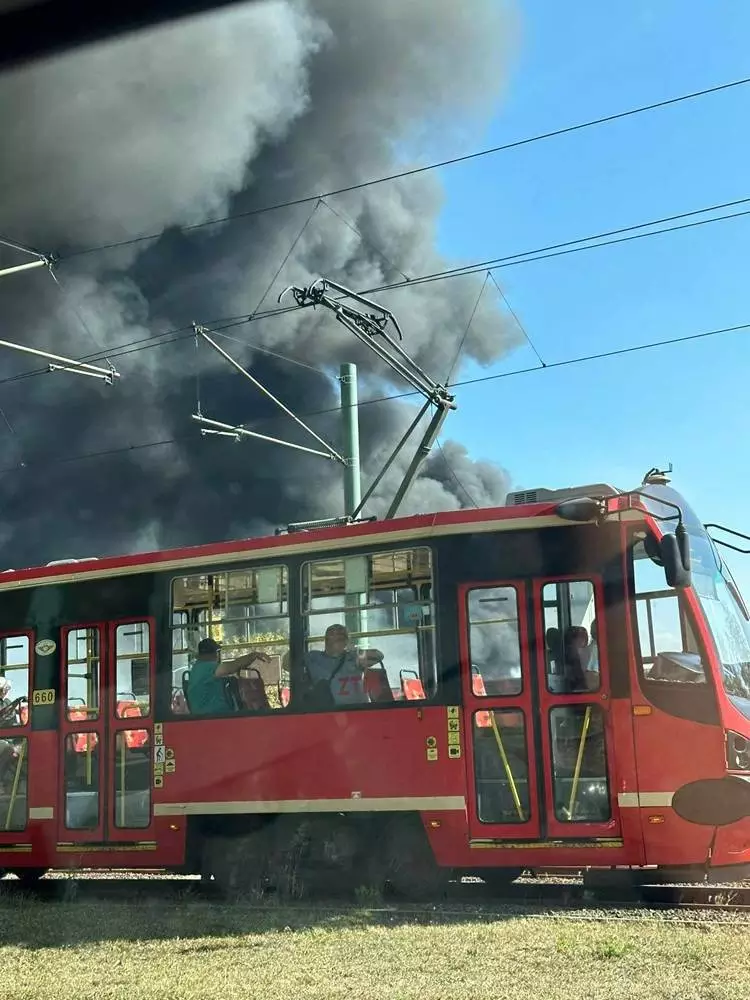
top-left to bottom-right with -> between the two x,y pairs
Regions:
0,0 -> 518,568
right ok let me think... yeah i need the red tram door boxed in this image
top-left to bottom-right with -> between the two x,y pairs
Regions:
58,619 -> 155,844
460,578 -> 620,844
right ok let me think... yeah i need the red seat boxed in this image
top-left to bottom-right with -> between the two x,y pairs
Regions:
237,670 -> 270,711
171,688 -> 189,714
364,667 -> 394,703
116,701 -> 148,747
471,674 -> 492,728
68,709 -> 99,752
401,676 -> 426,700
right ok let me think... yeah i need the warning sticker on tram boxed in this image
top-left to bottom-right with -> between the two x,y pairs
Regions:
446,707 -> 462,758
31,688 -> 55,706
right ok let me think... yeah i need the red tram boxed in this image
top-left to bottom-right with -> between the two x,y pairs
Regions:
1,472 -> 750,893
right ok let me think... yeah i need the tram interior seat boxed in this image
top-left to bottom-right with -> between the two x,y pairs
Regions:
234,668 -> 271,712
181,671 -> 191,711
364,666 -> 394,703
400,670 -> 426,701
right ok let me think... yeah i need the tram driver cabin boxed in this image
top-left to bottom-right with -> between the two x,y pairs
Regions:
1,474 -> 750,893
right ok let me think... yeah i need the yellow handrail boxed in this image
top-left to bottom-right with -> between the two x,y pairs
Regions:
5,740 -> 26,832
567,705 -> 592,819
489,711 -> 525,821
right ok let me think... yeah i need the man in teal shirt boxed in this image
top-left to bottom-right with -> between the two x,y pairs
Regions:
187,637 -> 270,716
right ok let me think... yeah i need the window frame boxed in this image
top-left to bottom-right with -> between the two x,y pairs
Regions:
299,544 -> 437,711
0,628 -> 34,732
62,622 -> 103,724
465,583 -> 525,698
539,576 -> 601,695
168,562 -> 291,718
627,527 -> 719,724
471,707 -> 532,825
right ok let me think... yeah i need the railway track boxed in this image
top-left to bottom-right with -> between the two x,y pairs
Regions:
1,873 -> 749,912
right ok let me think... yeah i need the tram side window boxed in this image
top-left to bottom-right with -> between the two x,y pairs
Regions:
549,705 -> 610,823
542,580 -> 600,693
65,627 -> 101,721
632,535 -> 705,683
115,622 -> 151,718
64,731 -> 99,830
0,634 -> 30,728
301,547 -> 435,708
467,586 -> 523,697
473,709 -> 531,823
171,565 -> 290,715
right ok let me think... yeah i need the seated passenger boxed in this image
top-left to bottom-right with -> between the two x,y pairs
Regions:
303,624 -> 383,707
562,626 -> 589,692
187,638 -> 270,716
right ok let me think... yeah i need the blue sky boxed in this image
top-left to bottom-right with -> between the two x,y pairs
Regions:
436,0 -> 750,594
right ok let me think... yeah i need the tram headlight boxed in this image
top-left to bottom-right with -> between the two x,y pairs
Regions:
725,731 -> 750,771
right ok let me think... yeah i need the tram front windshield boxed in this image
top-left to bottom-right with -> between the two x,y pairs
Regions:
642,484 -> 750,719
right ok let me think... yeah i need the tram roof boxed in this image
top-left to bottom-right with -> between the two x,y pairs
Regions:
0,500 -> 644,591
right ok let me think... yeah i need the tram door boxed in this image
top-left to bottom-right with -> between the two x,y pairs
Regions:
460,578 -> 620,843
58,619 -> 155,844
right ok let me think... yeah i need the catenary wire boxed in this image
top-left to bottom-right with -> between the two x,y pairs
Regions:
3,191 -> 745,390
53,75 -> 750,261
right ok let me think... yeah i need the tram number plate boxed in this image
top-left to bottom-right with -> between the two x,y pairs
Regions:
31,688 -> 56,706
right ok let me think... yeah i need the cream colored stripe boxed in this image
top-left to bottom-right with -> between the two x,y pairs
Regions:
617,793 -> 640,808
28,806 -> 54,820
637,791 -> 674,807
154,796 -> 466,817
0,510 -> 643,591
617,792 -> 674,808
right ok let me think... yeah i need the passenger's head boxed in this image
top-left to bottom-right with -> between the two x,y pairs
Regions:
324,624 -> 349,655
566,626 -> 589,651
197,637 -> 221,662
590,618 -> 598,642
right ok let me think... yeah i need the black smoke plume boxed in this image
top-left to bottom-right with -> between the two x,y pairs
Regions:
0,0 -> 519,567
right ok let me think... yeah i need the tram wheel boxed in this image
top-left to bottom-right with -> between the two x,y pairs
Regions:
11,868 -> 47,887
380,817 -> 447,901
480,868 -> 524,892
202,832 -> 269,899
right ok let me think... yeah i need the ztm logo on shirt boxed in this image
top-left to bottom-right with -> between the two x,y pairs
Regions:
337,676 -> 363,698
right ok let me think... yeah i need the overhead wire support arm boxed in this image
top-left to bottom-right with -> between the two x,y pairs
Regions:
193,324 -> 346,465
0,259 -> 48,280
0,241 -> 119,382
0,338 -> 119,384
279,278 -> 458,519
191,414 -> 340,459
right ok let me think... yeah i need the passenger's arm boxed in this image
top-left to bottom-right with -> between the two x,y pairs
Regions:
358,647 -> 384,666
215,650 -> 271,677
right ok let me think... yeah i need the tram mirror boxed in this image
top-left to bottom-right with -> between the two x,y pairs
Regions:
661,532 -> 691,589
644,533 -> 663,566
672,777 -> 750,827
